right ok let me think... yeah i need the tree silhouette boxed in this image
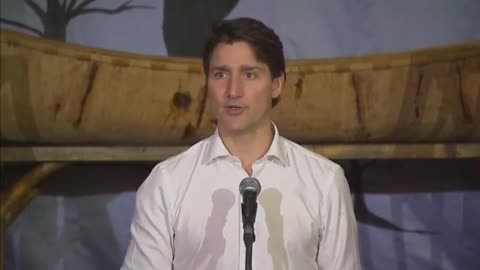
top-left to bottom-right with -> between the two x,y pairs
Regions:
346,160 -> 433,234
0,0 -> 153,41
163,0 -> 239,57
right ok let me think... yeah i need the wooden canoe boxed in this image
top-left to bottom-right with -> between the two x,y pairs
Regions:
1,30 -> 479,145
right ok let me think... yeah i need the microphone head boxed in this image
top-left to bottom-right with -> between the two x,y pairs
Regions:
239,177 -> 262,196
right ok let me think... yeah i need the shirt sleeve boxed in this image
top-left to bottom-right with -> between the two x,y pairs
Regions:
316,166 -> 362,270
121,165 -> 175,270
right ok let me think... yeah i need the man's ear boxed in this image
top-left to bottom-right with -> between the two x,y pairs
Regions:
272,73 -> 285,98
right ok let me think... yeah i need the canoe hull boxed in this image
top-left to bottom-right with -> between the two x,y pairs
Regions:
1,30 -> 479,145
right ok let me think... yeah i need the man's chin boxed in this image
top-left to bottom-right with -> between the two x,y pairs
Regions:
218,123 -> 248,135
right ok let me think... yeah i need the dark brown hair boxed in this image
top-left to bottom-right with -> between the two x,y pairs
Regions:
202,17 -> 286,107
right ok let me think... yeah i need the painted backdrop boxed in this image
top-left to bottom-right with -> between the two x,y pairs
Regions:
1,0 -> 480,269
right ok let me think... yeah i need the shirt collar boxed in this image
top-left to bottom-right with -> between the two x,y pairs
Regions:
202,128 -> 232,164
202,122 -> 289,166
264,123 -> 289,166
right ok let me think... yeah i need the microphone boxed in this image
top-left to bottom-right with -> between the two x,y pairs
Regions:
239,177 -> 262,245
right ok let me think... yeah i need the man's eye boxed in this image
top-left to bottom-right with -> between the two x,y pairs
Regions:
244,72 -> 257,79
213,71 -> 227,79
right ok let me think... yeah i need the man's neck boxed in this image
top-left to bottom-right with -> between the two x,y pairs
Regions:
219,123 -> 274,175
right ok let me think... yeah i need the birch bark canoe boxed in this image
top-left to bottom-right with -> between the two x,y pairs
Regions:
1,30 -> 479,145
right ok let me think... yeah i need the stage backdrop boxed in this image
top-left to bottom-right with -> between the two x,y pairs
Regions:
1,0 -> 480,269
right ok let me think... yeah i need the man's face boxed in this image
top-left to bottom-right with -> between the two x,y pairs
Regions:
207,41 -> 283,136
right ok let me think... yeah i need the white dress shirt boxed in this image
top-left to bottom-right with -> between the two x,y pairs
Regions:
121,125 -> 361,270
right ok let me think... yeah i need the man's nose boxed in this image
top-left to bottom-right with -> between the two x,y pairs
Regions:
226,74 -> 244,98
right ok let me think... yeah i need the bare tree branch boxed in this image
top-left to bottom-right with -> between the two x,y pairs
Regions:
69,0 -> 153,19
24,0 -> 46,19
73,0 -> 96,12
67,0 -> 99,19
0,18 -> 43,36
66,0 -> 79,13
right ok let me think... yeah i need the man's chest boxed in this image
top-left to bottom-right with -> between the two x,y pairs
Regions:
170,167 -> 321,269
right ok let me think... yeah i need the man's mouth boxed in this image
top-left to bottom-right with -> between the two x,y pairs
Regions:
225,105 -> 245,115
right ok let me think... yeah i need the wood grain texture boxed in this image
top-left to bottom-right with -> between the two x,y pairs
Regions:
1,30 -> 480,145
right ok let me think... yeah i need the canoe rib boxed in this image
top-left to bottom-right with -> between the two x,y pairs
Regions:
1,30 -> 480,145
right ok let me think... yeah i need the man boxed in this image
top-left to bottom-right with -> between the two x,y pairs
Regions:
121,17 -> 361,270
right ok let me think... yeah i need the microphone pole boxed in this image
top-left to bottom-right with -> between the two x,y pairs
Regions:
239,177 -> 261,270
243,189 -> 256,270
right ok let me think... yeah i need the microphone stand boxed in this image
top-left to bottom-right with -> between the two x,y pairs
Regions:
242,191 -> 257,270
243,218 -> 255,270
246,243 -> 253,270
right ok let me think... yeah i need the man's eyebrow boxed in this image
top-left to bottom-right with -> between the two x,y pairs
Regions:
210,65 -> 229,71
240,65 -> 262,71
209,65 -> 264,72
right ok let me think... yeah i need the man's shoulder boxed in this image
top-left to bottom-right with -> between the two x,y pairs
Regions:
281,136 -> 342,174
153,136 -> 210,172
137,136 -> 211,192
281,136 -> 348,193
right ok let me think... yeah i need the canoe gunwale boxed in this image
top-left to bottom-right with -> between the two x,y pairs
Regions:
2,29 -> 480,73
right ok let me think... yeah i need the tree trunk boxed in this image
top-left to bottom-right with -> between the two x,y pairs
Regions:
43,0 -> 68,41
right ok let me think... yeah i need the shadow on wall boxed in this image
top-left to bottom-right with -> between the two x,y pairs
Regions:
2,163 -> 152,270
340,158 -> 480,233
2,158 -> 479,269
163,0 -> 239,57
3,158 -> 479,229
